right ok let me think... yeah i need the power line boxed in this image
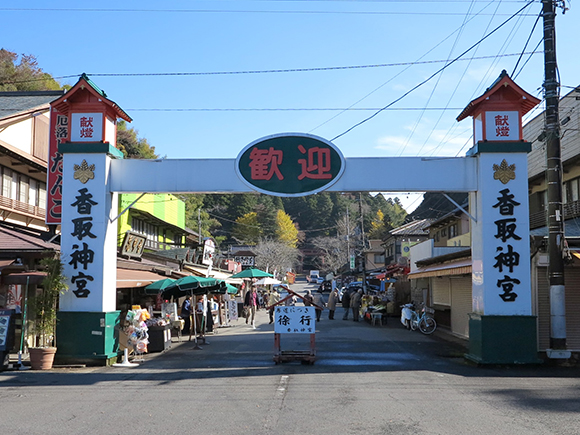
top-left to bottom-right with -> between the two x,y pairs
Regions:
0,52 -> 542,88
0,7 -> 539,16
330,0 -> 536,142
121,107 -> 463,112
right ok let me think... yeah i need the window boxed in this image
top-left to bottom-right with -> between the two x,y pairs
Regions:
565,177 -> 580,204
449,223 -> 458,238
441,228 -> 447,237
374,254 -> 385,264
2,167 -> 13,198
131,217 -> 159,249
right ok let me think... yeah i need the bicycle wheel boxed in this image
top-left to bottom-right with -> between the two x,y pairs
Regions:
419,316 -> 436,334
410,313 -> 419,331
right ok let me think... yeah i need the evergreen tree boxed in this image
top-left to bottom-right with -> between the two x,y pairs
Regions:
232,212 -> 261,245
0,49 -> 61,91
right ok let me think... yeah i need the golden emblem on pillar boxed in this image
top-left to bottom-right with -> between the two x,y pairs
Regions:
73,159 -> 95,184
492,159 -> 516,184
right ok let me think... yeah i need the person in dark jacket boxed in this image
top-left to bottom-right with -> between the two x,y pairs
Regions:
342,289 -> 351,320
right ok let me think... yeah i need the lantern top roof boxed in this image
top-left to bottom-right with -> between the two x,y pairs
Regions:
456,70 -> 540,122
50,73 -> 132,122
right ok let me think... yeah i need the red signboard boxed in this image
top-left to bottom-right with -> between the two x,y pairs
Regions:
46,108 -> 68,224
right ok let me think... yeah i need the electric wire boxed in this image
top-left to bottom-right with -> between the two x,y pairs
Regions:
330,0 -> 536,142
0,7 -> 539,16
309,0 -> 499,133
396,0 -> 478,157
511,10 -> 542,76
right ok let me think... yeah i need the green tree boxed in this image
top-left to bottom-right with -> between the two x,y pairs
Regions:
275,209 -> 298,248
0,49 -> 61,91
232,212 -> 261,245
368,209 -> 389,240
383,197 -> 408,229
116,121 -> 158,159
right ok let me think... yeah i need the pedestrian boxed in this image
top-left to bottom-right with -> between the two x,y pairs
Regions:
181,295 -> 192,338
342,288 -> 351,320
327,287 -> 338,320
312,290 -> 326,322
351,289 -> 363,322
244,287 -> 259,329
268,290 -> 280,324
303,290 -> 314,306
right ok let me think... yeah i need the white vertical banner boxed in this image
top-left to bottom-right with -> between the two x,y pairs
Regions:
471,152 -> 531,315
60,154 -> 118,312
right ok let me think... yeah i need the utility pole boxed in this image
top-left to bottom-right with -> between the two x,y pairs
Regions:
542,0 -> 566,350
359,193 -> 367,294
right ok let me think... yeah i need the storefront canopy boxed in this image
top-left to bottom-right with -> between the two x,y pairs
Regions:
117,269 -> 168,289
407,258 -> 472,280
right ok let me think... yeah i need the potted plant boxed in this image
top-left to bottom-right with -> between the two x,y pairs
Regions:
28,256 -> 68,370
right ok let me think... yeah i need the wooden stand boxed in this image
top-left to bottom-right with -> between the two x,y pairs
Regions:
273,332 -> 316,365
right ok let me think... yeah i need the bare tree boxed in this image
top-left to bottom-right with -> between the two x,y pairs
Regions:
253,239 -> 299,278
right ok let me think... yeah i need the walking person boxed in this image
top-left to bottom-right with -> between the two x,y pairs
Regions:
303,290 -> 314,306
327,287 -> 339,320
181,296 -> 192,339
312,290 -> 326,322
268,290 -> 280,324
351,289 -> 363,322
244,286 -> 259,329
342,288 -> 351,320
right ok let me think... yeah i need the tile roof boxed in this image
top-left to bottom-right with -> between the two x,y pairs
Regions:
389,218 -> 433,237
0,224 -> 60,252
0,91 -> 65,119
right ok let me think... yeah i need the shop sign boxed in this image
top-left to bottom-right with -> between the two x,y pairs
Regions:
236,133 -> 345,197
274,306 -> 315,334
120,231 -> 146,258
46,110 -> 68,224
202,238 -> 215,266
234,255 -> 254,266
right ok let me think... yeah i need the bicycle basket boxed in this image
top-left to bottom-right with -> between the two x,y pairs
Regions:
425,307 -> 435,315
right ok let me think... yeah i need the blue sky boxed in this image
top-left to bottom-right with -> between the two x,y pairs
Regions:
2,1 -> 578,211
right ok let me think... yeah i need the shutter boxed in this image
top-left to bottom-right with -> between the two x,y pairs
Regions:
564,264 -> 580,350
432,277 -> 450,306
536,267 -> 550,351
536,264 -> 580,351
450,276 -> 472,338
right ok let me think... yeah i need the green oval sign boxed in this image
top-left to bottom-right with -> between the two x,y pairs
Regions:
236,133 -> 345,197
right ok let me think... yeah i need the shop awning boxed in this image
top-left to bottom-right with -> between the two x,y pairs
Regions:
407,258 -> 472,279
183,264 -> 241,282
116,269 -> 167,288
2,271 -> 46,285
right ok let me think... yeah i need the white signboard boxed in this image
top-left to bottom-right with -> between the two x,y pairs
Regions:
485,111 -> 519,141
274,306 -> 315,334
70,113 -> 103,142
227,300 -> 238,321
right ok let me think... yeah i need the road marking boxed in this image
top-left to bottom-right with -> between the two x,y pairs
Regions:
277,375 -> 289,396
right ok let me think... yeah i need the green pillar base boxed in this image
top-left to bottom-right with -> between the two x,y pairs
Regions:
56,311 -> 121,366
465,313 -> 541,365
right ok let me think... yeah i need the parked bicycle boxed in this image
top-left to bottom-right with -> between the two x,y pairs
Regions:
410,303 -> 437,335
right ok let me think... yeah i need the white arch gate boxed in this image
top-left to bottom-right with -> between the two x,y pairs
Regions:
53,73 -> 539,365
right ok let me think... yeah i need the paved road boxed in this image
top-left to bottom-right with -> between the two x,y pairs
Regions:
1,281 -> 579,435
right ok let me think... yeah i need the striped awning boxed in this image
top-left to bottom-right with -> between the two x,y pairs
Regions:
407,258 -> 472,279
